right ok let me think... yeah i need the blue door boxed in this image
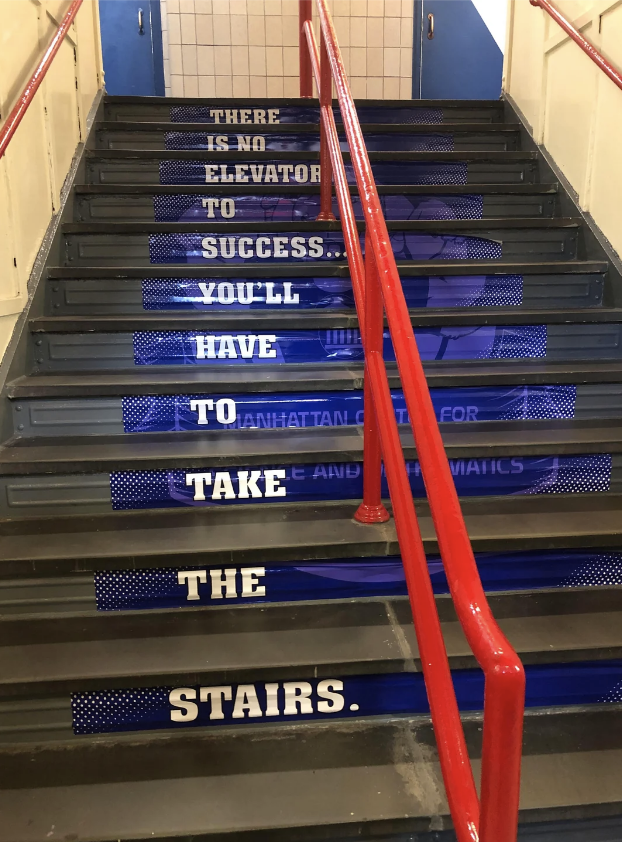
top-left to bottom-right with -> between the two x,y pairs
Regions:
98,0 -> 165,96
414,0 -> 504,99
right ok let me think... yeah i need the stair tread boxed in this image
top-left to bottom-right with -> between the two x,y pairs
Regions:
46,259 -> 609,278
10,359 -> 622,397
63,216 -> 580,234
0,709 -> 620,841
29,308 -> 622,333
0,601 -> 620,691
85,148 -> 535,161
97,120 -> 523,133
73,181 -> 561,195
0,495 -> 621,568
1,419 -> 622,474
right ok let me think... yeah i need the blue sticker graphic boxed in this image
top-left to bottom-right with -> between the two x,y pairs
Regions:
94,547 -> 622,612
72,659 -> 622,735
109,454 -> 612,511
169,105 -> 445,125
141,272 -> 521,311
121,385 -> 576,433
131,326 -> 546,366
159,159 -> 468,186
152,193 -> 484,223
148,232 -> 501,264
164,132 -> 455,153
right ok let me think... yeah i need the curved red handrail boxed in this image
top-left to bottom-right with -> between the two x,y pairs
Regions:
0,0 -> 83,160
301,4 -> 526,842
530,0 -> 622,91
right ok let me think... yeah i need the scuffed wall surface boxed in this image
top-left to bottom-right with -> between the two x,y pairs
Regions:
0,0 -> 103,360
505,0 -> 622,258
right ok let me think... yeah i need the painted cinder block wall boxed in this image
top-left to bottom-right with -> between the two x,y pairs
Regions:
160,0 -> 415,100
0,0 -> 103,361
504,0 -> 622,259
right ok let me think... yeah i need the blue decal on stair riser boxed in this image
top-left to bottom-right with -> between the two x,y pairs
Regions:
109,455 -> 612,511
132,326 -> 546,366
169,105 -> 445,125
122,386 -> 576,433
94,548 -> 622,611
159,160 -> 468,186
142,274 -> 520,310
149,232 -> 499,264
165,132 -> 455,153
153,193 -> 484,223
72,658 -> 622,735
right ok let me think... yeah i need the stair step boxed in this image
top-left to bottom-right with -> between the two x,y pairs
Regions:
0,708 -> 619,840
94,121 -> 522,153
3,418 -> 622,474
1,493 -> 621,573
85,149 -> 539,186
74,182 -> 559,222
103,94 -> 507,125
11,359 -> 622,397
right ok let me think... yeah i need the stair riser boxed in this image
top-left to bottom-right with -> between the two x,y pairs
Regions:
46,273 -> 603,314
63,229 -> 577,267
76,192 -> 556,222
13,384 -> 622,438
30,324 -> 622,372
104,101 -> 506,124
0,454 -> 617,518
2,549 -> 621,618
87,157 -> 539,185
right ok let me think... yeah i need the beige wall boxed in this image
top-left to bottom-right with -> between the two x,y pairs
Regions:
505,0 -> 622,258
161,0 -> 414,100
0,0 -> 103,360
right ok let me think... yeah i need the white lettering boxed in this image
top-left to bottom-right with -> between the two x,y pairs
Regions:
241,567 -> 266,597
178,570 -> 207,600
169,688 -> 198,721
283,681 -> 313,715
317,679 -> 345,713
209,568 -> 238,598
232,685 -> 263,719
185,472 -> 212,501
258,335 -> 277,358
200,686 -> 232,719
264,469 -> 286,498
237,469 -> 263,499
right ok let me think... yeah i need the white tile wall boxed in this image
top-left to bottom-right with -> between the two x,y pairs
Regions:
161,0 -> 414,98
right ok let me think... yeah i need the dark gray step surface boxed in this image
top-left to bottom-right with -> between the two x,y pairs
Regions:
0,494 -> 621,576
0,707 -> 621,840
12,359 -> 622,398
11,382 -> 622,439
0,589 -> 621,697
2,419 -> 622,475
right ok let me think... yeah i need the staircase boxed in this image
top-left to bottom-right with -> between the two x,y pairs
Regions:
0,93 -> 622,840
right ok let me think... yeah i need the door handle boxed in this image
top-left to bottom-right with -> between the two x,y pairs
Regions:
138,7 -> 144,34
427,12 -> 434,39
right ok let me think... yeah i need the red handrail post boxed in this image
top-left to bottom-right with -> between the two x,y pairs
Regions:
354,230 -> 390,524
316,26 -> 336,222
299,0 -> 314,98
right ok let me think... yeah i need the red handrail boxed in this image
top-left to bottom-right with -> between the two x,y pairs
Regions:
0,0 -> 83,160
300,4 -> 525,842
530,0 -> 622,91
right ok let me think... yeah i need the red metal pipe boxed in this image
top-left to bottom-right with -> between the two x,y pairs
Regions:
316,27 -> 336,221
354,232 -> 389,524
309,1 -> 526,840
530,0 -> 622,92
299,0 -> 314,98
0,0 -> 83,160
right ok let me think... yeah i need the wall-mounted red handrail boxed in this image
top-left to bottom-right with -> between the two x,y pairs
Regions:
0,0 -> 83,160
530,0 -> 622,92
300,4 -> 525,842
